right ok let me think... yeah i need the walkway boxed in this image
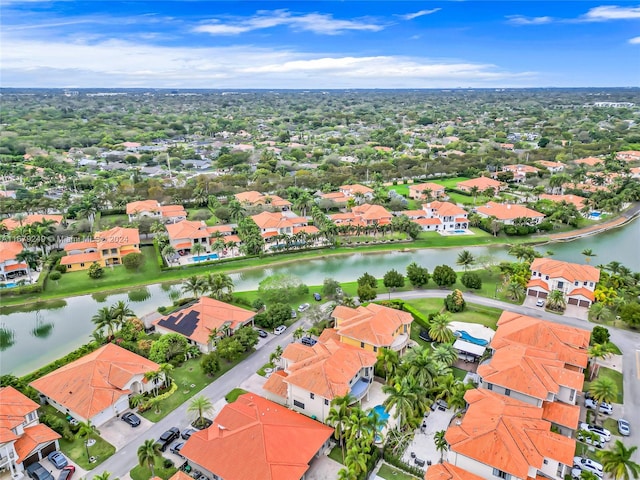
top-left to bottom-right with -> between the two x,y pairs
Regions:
548,202 -> 640,241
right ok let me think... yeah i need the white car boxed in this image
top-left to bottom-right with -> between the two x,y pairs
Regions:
573,456 -> 604,478
618,418 -> 631,436
274,325 -> 287,335
584,398 -> 613,414
580,422 -> 611,441
576,431 -> 606,449
535,299 -> 545,307
298,303 -> 310,312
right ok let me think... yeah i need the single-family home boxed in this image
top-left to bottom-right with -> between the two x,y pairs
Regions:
630,166 -> 640,179
318,191 -> 350,207
537,160 -> 565,173
408,183 -> 446,200
0,241 -> 29,282
165,220 -> 225,254
0,214 -> 64,232
404,201 -> 469,233
153,297 -> 255,353
526,258 -> 600,308
251,211 -> 319,242
499,164 -> 539,182
456,177 -> 504,196
180,393 -> 333,480
30,344 -> 161,427
339,184 -> 374,201
616,150 -> 640,162
61,226 -> 141,271
475,202 -> 545,225
445,389 -> 575,480
331,303 -> 413,354
263,336 -> 377,421
0,386 -> 61,476
425,463 -> 484,480
235,191 -> 292,211
573,157 -> 603,167
539,194 -> 586,211
126,200 -> 187,223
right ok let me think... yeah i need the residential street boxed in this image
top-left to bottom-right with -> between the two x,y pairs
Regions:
90,291 -> 640,478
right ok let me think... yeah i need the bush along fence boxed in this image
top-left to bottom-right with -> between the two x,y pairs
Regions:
382,450 -> 426,478
137,381 -> 178,413
0,253 -> 58,298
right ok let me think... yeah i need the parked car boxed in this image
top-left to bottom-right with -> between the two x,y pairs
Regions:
58,466 -> 76,480
26,463 -> 54,480
535,299 -> 545,307
291,309 -> 297,319
584,398 -> 613,414
47,451 -> 68,469
298,303 -> 310,312
570,468 -> 583,480
313,293 -> 322,301
576,431 -> 606,449
256,329 -> 268,338
301,337 -> 317,346
618,418 -> 631,436
274,325 -> 287,335
121,412 -> 141,427
181,428 -> 197,440
157,427 -> 180,451
170,441 -> 185,457
573,456 -> 604,477
580,422 -> 611,441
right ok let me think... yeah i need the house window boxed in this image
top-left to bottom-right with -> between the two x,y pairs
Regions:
324,399 -> 329,406
543,459 -> 548,465
589,282 -> 594,287
583,281 -> 588,286
487,383 -> 493,390
504,389 -> 511,396
545,276 -> 549,280
360,342 -> 365,348
575,281 -> 579,286
492,468 -> 510,479
26,411 -> 36,422
310,393 -> 315,400
80,263 -> 85,267
557,281 -> 564,289
373,346 -> 378,353
293,400 -> 305,409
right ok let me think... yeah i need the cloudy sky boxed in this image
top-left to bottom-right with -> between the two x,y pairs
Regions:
1,1 -> 639,88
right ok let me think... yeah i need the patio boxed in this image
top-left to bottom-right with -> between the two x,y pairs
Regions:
402,406 -> 456,468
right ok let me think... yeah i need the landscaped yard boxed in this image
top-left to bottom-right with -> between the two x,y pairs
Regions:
130,459 -> 178,480
257,361 -> 275,377
377,463 -> 420,480
404,297 -> 503,330
225,387 -> 247,403
328,444 -> 344,465
583,366 -> 624,404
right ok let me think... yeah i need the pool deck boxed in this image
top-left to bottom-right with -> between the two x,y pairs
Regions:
448,321 -> 495,342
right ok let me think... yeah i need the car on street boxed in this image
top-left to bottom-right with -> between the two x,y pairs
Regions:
313,293 -> 322,301
121,411 -> 141,427
291,309 -> 297,319
584,398 -> 613,414
58,466 -> 76,480
618,418 -> 631,436
570,468 -> 583,479
573,456 -> 604,477
181,428 -> 197,440
170,441 -> 185,457
274,325 -> 287,335
298,303 -> 310,312
535,299 -> 545,307
256,329 -> 268,338
576,431 -> 606,449
301,336 -> 317,346
580,422 -> 611,441
47,451 -> 68,469
26,463 -> 54,480
157,426 -> 180,451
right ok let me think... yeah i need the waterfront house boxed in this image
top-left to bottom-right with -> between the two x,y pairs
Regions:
526,258 -> 600,307
60,226 -> 140,271
456,177 -> 504,196
0,241 -> 29,282
475,202 -> 545,225
235,191 -> 292,211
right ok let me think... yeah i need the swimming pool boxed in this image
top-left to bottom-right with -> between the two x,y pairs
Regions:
1,282 -> 17,288
455,330 -> 488,346
369,405 -> 390,431
590,211 -> 602,218
454,230 -> 466,234
192,253 -> 219,262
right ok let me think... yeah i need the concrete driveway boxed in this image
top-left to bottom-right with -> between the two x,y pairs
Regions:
304,452 -> 343,480
564,304 -> 589,320
402,406 -> 454,467
37,453 -> 88,479
99,412 -> 154,450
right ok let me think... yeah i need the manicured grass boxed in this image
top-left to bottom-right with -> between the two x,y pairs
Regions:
574,442 -> 601,462
404,298 -> 503,330
446,191 -> 491,206
257,362 -> 275,377
328,444 -> 345,465
130,459 -> 178,480
583,366 -> 624,404
58,434 -> 115,470
225,387 -> 248,403
452,367 -> 467,381
431,177 -> 471,189
605,342 -> 622,355
378,463 -> 420,480
603,417 -> 620,434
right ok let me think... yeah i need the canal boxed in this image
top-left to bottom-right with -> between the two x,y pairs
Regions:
1,218 -> 638,376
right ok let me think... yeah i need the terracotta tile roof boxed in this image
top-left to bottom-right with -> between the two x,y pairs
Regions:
126,200 -> 160,214
262,370 -> 289,398
95,226 -> 140,247
569,287 -> 595,301
207,225 -> 233,235
160,205 -> 187,216
251,211 -> 294,230
457,177 -> 502,190
503,164 -> 540,174
223,235 -> 241,244
293,225 -> 319,234
542,401 -> 580,429
153,297 -> 255,346
30,344 -> 159,420
530,258 -> 600,284
269,195 -> 292,207
425,463 -> 485,480
414,217 -> 442,226
4,262 -> 27,272
539,194 -> 586,210
167,220 -> 209,241
403,209 -> 428,218
478,343 -> 584,400
476,202 -> 545,220
174,242 -> 192,250
445,389 -> 575,479
60,251 -> 101,265
235,190 -> 265,204
0,386 -> 38,437
64,241 -> 97,251
0,241 -> 25,263
492,312 -> 590,369
317,328 -> 341,344
14,423 -> 61,463
423,201 -> 467,217
168,472 -> 194,480
574,157 -> 603,166
333,303 -> 413,348
1,214 -> 63,232
537,160 -> 565,169
180,394 -> 333,480
340,184 -> 373,195
321,192 -> 349,202
351,204 -> 393,222
282,343 -> 318,364
526,278 -> 549,291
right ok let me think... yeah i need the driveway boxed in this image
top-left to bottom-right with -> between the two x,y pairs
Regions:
564,304 -> 589,320
304,452 -> 343,480
37,454 -> 88,479
99,412 -> 154,450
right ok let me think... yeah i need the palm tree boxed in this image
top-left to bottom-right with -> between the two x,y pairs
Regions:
547,289 -> 566,312
191,242 -> 206,260
589,376 -> 618,426
15,249 -> 40,282
432,343 -> 458,367
93,472 -> 117,480
137,439 -> 162,477
182,275 -> 206,298
110,300 -> 135,330
269,345 -> 283,364
588,303 -> 613,323
581,249 -> 596,264
434,430 -> 448,463
429,313 -> 454,344
144,370 -> 163,398
456,250 -> 476,271
382,378 -> 417,431
205,273 -> 234,300
448,381 -> 475,413
161,244 -> 177,264
405,346 -> 440,388
505,280 -> 526,302
228,200 -> 246,222
294,191 -> 314,217
188,395 -> 215,428
606,261 -> 622,275
327,396 -> 353,463
92,307 -> 116,340
76,420 -> 100,460
597,440 -> 640,480
377,348 -> 399,383
469,186 -> 480,205
158,363 -> 173,387
293,327 -> 305,341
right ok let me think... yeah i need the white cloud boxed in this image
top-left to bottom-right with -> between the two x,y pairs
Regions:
506,15 -> 554,25
398,9 -> 441,20
582,5 -> 640,21
0,36 -> 537,88
194,9 -> 385,36
629,36 -> 640,44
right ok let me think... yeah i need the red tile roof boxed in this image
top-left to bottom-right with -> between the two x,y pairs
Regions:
425,463 -> 485,480
529,258 -> 600,284
4,262 -> 28,272
14,423 -> 61,463
539,194 -> 586,210
332,303 -> 412,348
541,401 -> 580,430
180,394 -> 333,480
0,242 -> 24,263
423,201 -> 467,217
457,177 -> 502,191
60,251 -> 101,265
167,220 -> 209,241
1,215 -> 63,232
476,202 -> 544,220
126,200 -> 160,214
0,387 -> 39,441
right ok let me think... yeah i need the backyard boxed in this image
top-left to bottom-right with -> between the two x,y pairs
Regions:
377,463 -> 420,480
130,459 -> 178,480
583,366 -> 624,404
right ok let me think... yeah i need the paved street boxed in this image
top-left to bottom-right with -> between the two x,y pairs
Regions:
90,291 -> 640,478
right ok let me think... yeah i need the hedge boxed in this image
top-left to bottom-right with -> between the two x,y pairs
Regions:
382,451 -> 425,477
399,303 -> 431,330
138,381 -> 178,412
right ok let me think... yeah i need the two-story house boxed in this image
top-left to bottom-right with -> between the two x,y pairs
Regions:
526,258 -> 601,307
404,201 -> 469,232
0,214 -> 63,232
0,387 -> 60,477
331,303 -> 413,355
539,194 -> 586,211
475,202 -> 545,225
330,204 -> 393,228
408,183 -> 446,200
263,335 -> 377,422
126,200 -> 187,224
30,344 -> 161,427
339,184 -> 374,202
166,220 -> 214,254
456,177 -> 504,196
536,160 -> 565,173
0,242 -> 29,282
60,226 -> 141,271
251,211 -> 319,242
235,191 -> 292,211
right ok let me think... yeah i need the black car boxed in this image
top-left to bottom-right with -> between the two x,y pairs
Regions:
256,329 -> 268,338
157,427 -> 180,451
181,428 -> 197,440
121,412 -> 141,427
170,441 -> 185,456
301,336 -> 317,346
26,463 -> 54,480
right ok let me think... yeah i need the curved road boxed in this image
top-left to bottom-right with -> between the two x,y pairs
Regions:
91,291 -> 640,478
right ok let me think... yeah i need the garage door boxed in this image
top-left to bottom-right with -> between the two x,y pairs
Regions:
40,442 -> 57,457
538,291 -> 548,299
527,289 -> 537,297
23,452 -> 40,468
579,300 -> 590,307
568,298 -> 579,305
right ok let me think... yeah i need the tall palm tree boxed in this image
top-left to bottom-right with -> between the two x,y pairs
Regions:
15,249 -> 40,282
382,378 -> 417,431
228,200 -> 246,222
581,249 -> 596,264
597,440 -> 640,480
137,439 -> 162,477
293,327 -> 305,341
547,289 -> 566,312
158,363 -> 173,387
269,345 -> 283,364
327,402 -> 351,464
110,300 -> 135,330
182,275 -> 206,298
456,250 -> 476,271
161,244 -> 177,264
589,377 -> 618,426
404,346 -> 439,388
377,348 -> 399,383
76,420 -> 100,460
429,313 -> 454,344
144,370 -> 163,398
205,273 -> 234,300
294,191 -> 314,217
188,395 -> 215,428
92,306 -> 116,340
434,430 -> 448,463
588,303 -> 613,323
191,242 -> 206,260
469,186 -> 480,205
432,343 -> 458,367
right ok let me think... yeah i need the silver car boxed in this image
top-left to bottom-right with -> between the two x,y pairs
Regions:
618,418 -> 631,436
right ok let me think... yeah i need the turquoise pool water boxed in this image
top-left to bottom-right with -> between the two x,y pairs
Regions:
455,330 -> 488,346
370,405 -> 390,431
192,253 -> 219,262
590,211 -> 602,218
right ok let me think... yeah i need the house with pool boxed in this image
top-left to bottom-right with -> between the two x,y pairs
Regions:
447,321 -> 494,363
404,201 -> 469,234
126,199 -> 187,223
0,241 -> 31,285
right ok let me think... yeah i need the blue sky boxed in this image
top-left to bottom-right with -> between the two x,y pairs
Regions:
1,1 -> 639,88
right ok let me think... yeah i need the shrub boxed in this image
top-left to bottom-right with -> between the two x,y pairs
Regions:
54,264 -> 67,274
201,352 -> 220,376
163,458 -> 174,469
123,252 -> 145,271
445,289 -> 466,313
252,298 -> 265,311
88,262 -> 104,279
432,264 -> 457,287
48,271 -> 62,281
461,272 -> 482,290
590,326 -> 610,345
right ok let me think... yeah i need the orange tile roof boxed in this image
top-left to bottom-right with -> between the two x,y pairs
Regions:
333,303 -> 413,348
423,201 -> 467,217
542,401 -> 580,429
492,311 -> 590,369
476,202 -> 544,220
321,191 -> 349,202
1,214 -> 63,232
293,225 -> 319,234
0,387 -> 39,435
235,190 -> 265,204
410,182 -> 445,193
30,344 -> 159,420
340,184 -> 373,195
181,394 -> 333,480
282,343 -> 319,364
574,157 -> 603,166
168,472 -> 194,480
126,200 -> 160,214
0,241 -> 25,263
251,211 -> 295,230
351,203 -> 393,221
425,463 -> 485,480
14,423 -> 61,463
537,160 -> 565,169
269,195 -> 292,207
503,164 -> 540,174
95,226 -> 140,247
166,220 -> 209,240
414,217 -> 442,226
539,194 -> 586,210
457,177 -> 502,190
4,262 -> 27,272
530,258 -> 600,284
223,235 -> 241,244
64,241 -> 97,251
153,297 -> 255,346
60,251 -> 101,265
569,287 -> 595,301
174,242 -> 192,250
526,278 -> 549,291
207,225 -> 233,235
262,370 -> 289,398
317,328 -> 341,344
160,204 -> 187,216
445,389 -> 575,479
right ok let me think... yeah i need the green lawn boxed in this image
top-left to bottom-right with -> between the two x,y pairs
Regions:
602,417 -> 620,435
583,366 -> 624,404
431,177 -> 470,188
404,298 -> 503,330
257,362 -> 275,377
328,444 -> 344,465
225,387 -> 248,403
452,367 -> 467,381
130,459 -> 178,480
377,463 -> 420,480
446,191 -> 492,206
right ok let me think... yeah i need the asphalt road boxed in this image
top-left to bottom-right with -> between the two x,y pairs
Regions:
90,292 -> 640,478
